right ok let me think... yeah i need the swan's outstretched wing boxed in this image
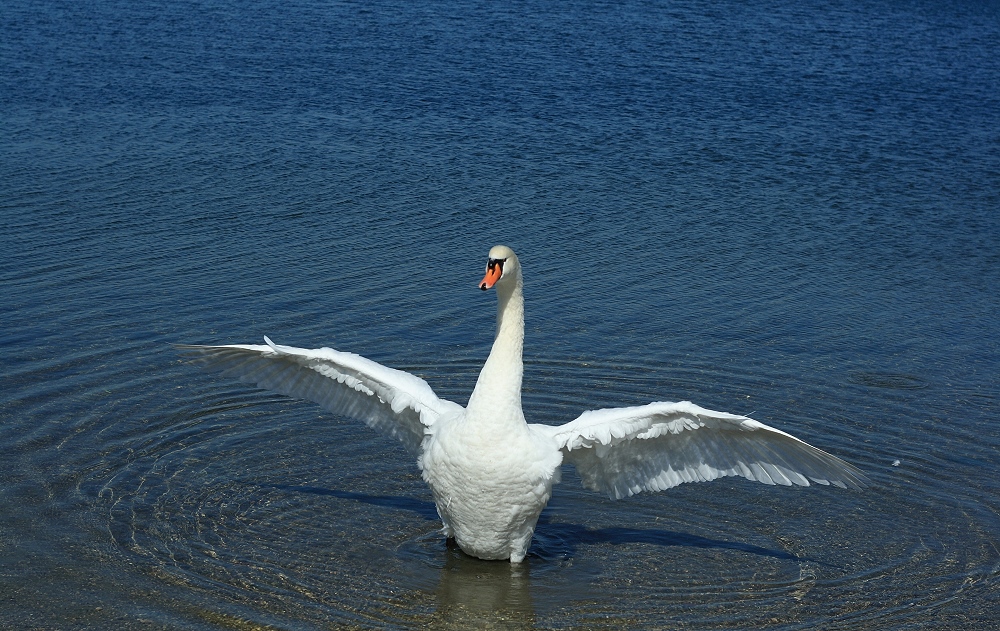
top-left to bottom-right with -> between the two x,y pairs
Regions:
531,401 -> 867,499
178,337 -> 463,457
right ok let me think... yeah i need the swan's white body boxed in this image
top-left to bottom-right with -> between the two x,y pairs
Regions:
182,245 -> 866,562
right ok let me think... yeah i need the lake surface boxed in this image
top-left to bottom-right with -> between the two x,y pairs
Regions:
2,0 -> 999,628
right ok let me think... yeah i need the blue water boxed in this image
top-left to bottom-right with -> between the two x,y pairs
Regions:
3,0 -> 999,628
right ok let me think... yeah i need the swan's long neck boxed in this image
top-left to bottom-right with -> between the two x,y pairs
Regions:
467,271 -> 525,424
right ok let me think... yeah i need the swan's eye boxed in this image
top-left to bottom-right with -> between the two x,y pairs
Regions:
487,258 -> 505,272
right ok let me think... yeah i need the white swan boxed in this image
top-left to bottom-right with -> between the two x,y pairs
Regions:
181,245 -> 866,562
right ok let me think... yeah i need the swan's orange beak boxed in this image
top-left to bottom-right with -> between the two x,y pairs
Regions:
480,261 -> 503,290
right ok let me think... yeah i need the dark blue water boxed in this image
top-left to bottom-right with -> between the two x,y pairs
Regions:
3,0 -> 999,628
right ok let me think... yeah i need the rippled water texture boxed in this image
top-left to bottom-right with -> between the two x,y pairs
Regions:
3,0 -> 999,628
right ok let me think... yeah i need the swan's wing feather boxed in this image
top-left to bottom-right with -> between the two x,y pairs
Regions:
532,401 -> 867,499
177,337 -> 462,457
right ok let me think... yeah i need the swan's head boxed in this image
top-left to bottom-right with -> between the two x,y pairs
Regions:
480,245 -> 519,291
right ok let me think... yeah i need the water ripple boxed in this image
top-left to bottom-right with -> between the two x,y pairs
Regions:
3,0 -> 999,627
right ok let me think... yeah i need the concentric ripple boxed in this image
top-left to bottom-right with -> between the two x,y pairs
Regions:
62,354 -> 995,629
99,394 -> 441,628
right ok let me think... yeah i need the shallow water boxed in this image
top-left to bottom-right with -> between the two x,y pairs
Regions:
3,0 -> 999,628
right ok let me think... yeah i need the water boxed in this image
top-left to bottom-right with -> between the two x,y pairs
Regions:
2,0 -> 999,628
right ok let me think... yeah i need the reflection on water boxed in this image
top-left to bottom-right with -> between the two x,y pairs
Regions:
433,546 -> 536,630
266,484 -> 814,628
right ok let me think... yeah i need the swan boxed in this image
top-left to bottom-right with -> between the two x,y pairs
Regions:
180,245 -> 867,562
